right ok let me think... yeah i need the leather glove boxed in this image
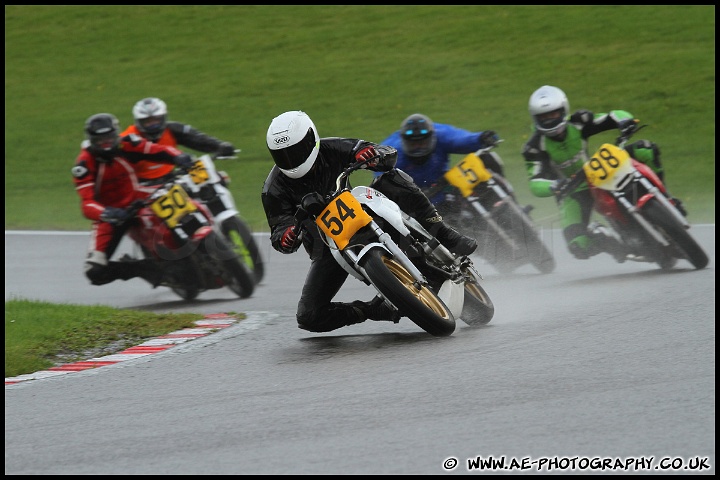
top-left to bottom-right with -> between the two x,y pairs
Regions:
278,225 -> 302,253
617,119 -> 638,137
174,153 -> 195,172
355,146 -> 381,169
217,142 -> 236,157
100,206 -> 132,225
479,130 -> 500,148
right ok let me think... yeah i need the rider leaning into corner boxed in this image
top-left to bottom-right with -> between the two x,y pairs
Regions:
260,110 -> 478,333
121,97 -> 237,185
521,85 -> 686,263
72,113 -> 195,287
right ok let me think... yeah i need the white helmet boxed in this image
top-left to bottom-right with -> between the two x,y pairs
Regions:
266,111 -> 320,179
132,97 -> 168,141
528,85 -> 570,137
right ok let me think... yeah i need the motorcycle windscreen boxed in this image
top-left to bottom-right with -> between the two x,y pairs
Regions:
443,153 -> 492,197
315,191 -> 372,250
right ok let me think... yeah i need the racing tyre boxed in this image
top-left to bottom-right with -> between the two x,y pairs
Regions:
220,216 -> 265,284
642,198 -> 708,270
360,247 -> 456,337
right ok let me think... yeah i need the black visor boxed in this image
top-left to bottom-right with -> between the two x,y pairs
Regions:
536,108 -> 565,130
270,128 -> 317,170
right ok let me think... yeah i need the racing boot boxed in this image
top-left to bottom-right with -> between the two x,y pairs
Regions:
114,258 -> 164,287
423,215 -> 478,257
351,296 -> 401,323
588,222 -> 629,263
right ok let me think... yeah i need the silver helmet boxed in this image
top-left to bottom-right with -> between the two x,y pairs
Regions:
132,97 -> 168,141
528,85 -> 569,137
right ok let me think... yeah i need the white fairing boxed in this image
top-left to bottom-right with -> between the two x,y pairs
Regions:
176,154 -> 239,225
351,186 -> 411,236
325,186 -> 414,282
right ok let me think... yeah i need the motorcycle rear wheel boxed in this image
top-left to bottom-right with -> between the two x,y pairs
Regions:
360,248 -> 456,337
642,197 -> 708,270
220,216 -> 265,284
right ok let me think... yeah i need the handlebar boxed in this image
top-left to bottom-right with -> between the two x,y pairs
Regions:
615,123 -> 647,148
473,138 -> 504,157
214,148 -> 242,160
293,153 -> 383,226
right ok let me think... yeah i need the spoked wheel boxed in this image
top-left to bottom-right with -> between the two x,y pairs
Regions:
359,247 -> 455,337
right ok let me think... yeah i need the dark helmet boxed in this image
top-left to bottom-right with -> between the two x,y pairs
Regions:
400,113 -> 437,164
132,97 -> 168,141
85,113 -> 120,155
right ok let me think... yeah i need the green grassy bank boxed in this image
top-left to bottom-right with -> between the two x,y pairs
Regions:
5,6 -> 715,232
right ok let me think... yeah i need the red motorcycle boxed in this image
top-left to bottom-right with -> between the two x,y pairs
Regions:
124,170 -> 256,300
557,124 -> 708,270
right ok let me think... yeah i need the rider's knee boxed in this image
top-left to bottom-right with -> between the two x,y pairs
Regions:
297,310 -> 323,332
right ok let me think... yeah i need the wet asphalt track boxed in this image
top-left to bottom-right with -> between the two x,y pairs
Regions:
4,226 -> 715,474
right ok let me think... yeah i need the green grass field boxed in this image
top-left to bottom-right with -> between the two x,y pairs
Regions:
5,5 -> 715,232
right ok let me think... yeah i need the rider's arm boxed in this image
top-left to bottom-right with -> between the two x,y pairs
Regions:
350,141 -> 398,172
522,138 -> 558,198
72,153 -> 105,222
575,109 -> 634,138
167,122 -> 235,155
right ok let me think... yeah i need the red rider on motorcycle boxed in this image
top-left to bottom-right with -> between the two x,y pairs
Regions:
71,113 -> 195,287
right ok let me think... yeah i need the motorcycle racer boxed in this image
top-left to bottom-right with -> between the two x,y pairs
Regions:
121,97 -> 236,185
376,113 -> 507,212
261,110 -> 477,333
72,113 -> 194,287
521,85 -> 682,262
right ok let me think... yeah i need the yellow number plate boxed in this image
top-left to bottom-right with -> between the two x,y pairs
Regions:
315,191 -> 372,250
586,143 -> 631,188
443,153 -> 492,197
188,160 -> 209,184
150,184 -> 197,228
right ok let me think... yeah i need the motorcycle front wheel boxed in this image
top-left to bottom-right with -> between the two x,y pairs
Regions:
220,216 -> 265,284
359,247 -> 456,337
642,197 -> 708,270
203,231 -> 256,298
